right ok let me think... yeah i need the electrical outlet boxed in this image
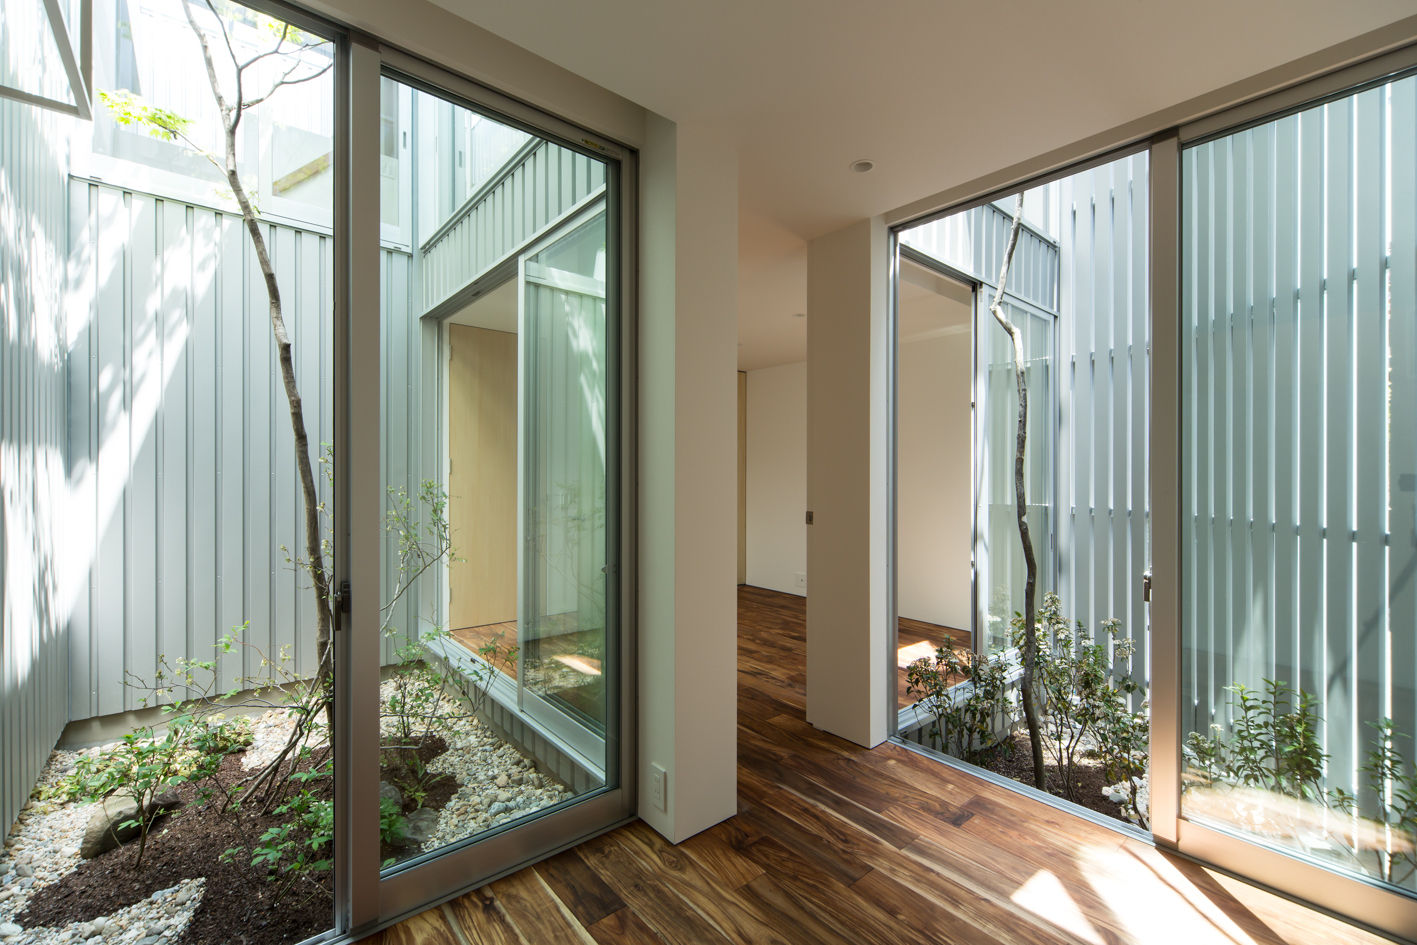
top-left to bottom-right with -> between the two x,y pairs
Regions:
648,763 -> 668,812
794,571 -> 807,591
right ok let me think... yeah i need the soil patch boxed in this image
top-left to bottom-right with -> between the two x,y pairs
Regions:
19,737 -> 452,945
970,732 -> 1127,822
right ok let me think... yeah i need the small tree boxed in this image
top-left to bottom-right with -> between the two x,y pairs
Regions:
986,196 -> 1047,789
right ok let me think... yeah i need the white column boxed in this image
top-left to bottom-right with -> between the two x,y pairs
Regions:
805,217 -> 890,748
637,114 -> 739,842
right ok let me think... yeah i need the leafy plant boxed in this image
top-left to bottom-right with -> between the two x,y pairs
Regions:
244,763 -> 406,884
1366,719 -> 1417,886
906,644 -> 1011,763
1002,593 -> 1145,807
1185,679 -> 1327,801
96,708 -> 251,867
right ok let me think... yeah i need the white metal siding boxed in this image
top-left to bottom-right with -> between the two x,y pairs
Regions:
420,140 -> 606,314
1056,154 -> 1152,683
66,179 -> 421,718
1181,77 -> 1417,805
0,97 -> 73,832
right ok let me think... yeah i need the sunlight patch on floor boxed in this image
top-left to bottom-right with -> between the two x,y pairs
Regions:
897,640 -> 938,668
1010,869 -> 1106,945
551,654 -> 602,676
1079,845 -> 1260,945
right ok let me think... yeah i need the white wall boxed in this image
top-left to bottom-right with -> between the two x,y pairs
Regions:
637,115 -> 739,843
897,333 -> 972,631
805,217 -> 890,749
745,333 -> 970,629
745,362 -> 807,595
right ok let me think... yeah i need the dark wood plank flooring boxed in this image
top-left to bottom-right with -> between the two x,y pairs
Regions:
369,585 -> 1390,945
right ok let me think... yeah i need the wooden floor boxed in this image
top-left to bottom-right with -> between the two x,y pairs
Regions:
369,585 -> 1391,945
896,615 -> 971,710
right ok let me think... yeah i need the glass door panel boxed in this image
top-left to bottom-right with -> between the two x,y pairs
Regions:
1179,72 -> 1417,900
519,208 -> 610,746
377,72 -> 616,873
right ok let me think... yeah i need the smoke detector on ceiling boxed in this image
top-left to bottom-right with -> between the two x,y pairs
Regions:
849,159 -> 874,173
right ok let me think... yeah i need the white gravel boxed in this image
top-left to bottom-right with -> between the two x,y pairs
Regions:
375,678 -> 575,853
1,677 -> 575,941
0,751 -> 205,944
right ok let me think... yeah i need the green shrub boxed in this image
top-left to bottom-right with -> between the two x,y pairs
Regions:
906,643 -> 1011,763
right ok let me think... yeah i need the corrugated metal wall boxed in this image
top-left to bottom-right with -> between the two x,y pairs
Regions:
899,202 -> 1059,313
420,140 -> 606,313
0,97 -> 73,832
65,179 -> 419,717
1056,154 -> 1151,682
1181,76 -> 1417,803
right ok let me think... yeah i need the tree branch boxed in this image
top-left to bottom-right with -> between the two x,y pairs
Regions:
241,59 -> 334,110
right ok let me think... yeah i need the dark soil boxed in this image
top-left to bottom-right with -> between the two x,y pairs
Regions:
970,732 -> 1128,822
19,737 -> 453,945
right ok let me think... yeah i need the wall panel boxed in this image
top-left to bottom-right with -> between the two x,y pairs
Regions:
0,97 -> 72,831
66,179 -> 420,716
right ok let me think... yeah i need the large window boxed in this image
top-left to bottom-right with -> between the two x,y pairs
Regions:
1180,70 -> 1417,902
894,153 -> 1152,833
376,73 -> 620,879
0,4 -> 632,941
891,55 -> 1417,942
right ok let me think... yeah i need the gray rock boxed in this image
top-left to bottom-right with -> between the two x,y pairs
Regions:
401,809 -> 439,846
0,923 -> 21,939
487,801 -> 512,816
14,865 -> 32,879
379,781 -> 403,810
78,789 -> 182,859
79,796 -> 141,858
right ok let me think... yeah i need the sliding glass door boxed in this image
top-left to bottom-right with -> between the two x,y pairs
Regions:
366,57 -> 628,925
891,57 -> 1417,941
1172,69 -> 1417,929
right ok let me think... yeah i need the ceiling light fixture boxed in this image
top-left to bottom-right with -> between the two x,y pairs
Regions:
850,159 -> 874,173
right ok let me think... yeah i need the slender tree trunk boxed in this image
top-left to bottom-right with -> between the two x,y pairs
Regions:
183,1 -> 334,709
222,131 -> 334,694
988,197 -> 1046,790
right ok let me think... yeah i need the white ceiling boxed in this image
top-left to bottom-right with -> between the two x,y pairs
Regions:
430,0 -> 1415,369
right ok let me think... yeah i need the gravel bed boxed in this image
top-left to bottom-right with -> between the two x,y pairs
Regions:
1,677 -> 576,941
375,678 -> 575,851
0,751 -> 205,944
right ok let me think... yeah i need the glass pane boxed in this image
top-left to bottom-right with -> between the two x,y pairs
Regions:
1180,75 -> 1417,896
521,211 -> 609,732
895,152 -> 1151,831
976,294 -> 1055,654
380,78 -> 613,870
0,0 -> 76,107
1,4 -> 338,944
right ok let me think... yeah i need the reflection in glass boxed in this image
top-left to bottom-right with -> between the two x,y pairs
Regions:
379,78 -> 613,869
1180,73 -> 1417,894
